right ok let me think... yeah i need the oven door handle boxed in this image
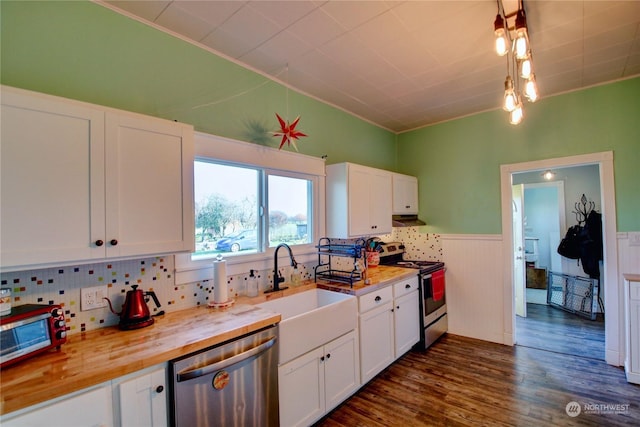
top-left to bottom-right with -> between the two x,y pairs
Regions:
176,336 -> 277,382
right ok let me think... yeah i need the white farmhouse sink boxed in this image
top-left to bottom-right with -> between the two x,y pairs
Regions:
258,289 -> 357,364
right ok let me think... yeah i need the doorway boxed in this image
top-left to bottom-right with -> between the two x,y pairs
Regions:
500,152 -> 620,366
512,171 -> 605,359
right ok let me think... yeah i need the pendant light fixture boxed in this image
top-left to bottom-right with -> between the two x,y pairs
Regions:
493,0 -> 539,125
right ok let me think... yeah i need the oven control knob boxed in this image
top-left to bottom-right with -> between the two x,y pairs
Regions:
51,308 -> 63,317
56,330 -> 67,340
54,319 -> 66,329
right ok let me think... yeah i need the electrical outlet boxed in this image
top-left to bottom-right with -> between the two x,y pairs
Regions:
629,232 -> 640,247
81,285 -> 108,311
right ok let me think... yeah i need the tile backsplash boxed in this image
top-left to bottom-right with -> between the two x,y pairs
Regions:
0,227 -> 441,336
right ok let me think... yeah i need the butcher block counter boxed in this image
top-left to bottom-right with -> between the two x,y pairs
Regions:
0,303 -> 280,415
316,265 -> 417,296
0,266 -> 415,415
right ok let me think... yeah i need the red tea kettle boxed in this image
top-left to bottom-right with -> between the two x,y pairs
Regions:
104,284 -> 162,330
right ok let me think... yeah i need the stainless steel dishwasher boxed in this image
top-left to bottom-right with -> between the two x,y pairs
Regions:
169,325 -> 279,427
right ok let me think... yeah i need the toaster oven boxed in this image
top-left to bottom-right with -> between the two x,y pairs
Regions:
0,304 -> 67,368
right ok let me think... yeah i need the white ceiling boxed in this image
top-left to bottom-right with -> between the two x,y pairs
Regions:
103,0 -> 640,133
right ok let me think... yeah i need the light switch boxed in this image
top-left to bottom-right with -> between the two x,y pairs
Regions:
629,232 -> 640,246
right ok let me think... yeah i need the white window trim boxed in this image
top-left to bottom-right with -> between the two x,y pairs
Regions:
175,132 -> 325,285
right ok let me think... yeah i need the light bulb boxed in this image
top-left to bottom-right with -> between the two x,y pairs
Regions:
514,8 -> 529,59
520,57 -> 532,79
543,170 -> 554,180
494,14 -> 508,56
509,100 -> 523,125
495,31 -> 508,56
503,76 -> 517,112
515,33 -> 528,59
524,75 -> 538,102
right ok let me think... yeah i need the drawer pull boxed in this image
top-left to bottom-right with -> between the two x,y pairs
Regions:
375,296 -> 381,302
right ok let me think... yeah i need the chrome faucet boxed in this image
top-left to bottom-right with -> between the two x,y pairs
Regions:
267,243 -> 298,293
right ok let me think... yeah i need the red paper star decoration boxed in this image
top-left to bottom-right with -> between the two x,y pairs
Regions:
273,113 -> 307,151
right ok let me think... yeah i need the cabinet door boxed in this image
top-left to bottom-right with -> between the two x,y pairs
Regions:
1,88 -> 106,268
324,331 -> 360,412
369,169 -> 392,234
279,347 -> 324,427
392,174 -> 419,214
394,290 -> 420,358
117,367 -> 168,427
1,384 -> 113,427
347,164 -> 372,237
359,302 -> 394,384
105,113 -> 194,258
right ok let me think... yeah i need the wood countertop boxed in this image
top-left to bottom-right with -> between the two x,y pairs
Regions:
0,267 -> 416,416
0,303 -> 280,415
624,273 -> 640,282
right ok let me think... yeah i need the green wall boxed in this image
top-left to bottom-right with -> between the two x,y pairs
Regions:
2,1 -> 638,234
0,0 -> 396,170
397,77 -> 640,233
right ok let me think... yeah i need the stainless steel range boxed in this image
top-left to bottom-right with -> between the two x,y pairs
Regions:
378,242 -> 447,350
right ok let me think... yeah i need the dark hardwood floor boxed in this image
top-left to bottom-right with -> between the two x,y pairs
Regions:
516,302 -> 605,360
315,334 -> 639,427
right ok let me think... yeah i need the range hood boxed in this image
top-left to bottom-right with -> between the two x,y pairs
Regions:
392,215 -> 426,227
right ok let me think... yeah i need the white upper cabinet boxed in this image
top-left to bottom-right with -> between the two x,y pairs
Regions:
104,112 -> 194,259
326,162 -> 392,238
0,86 -> 194,271
392,173 -> 419,215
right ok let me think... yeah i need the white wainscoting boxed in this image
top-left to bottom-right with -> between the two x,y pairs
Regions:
441,232 -> 638,367
441,234 -> 505,345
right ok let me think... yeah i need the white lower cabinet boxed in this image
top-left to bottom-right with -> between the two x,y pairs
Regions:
393,277 -> 420,358
1,383 -> 114,427
278,330 -> 359,427
113,365 -> 168,427
1,364 -> 167,427
358,286 -> 395,384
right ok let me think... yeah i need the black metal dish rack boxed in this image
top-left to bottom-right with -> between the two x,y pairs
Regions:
314,237 -> 366,287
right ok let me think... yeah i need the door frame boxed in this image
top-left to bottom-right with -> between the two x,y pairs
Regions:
500,151 -> 620,366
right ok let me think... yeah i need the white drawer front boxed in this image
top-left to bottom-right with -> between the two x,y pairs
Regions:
393,276 -> 419,298
359,286 -> 393,313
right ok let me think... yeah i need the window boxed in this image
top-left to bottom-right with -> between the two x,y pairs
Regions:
175,132 -> 325,284
193,161 -> 315,260
194,161 -> 259,258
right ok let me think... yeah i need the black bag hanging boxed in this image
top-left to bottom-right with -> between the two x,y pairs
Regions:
557,225 -> 582,260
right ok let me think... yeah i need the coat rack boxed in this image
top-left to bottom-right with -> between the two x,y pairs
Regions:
573,194 -> 595,226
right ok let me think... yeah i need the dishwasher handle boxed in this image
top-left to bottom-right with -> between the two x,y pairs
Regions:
176,336 -> 277,382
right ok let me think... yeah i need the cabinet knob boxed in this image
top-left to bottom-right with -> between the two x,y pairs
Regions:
405,284 -> 411,289
95,240 -> 104,247
320,356 -> 325,361
326,353 -> 331,359
155,385 -> 164,393
374,296 -> 381,302
405,205 -> 410,209
110,239 -> 118,246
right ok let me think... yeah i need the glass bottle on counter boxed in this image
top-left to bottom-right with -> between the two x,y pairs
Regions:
247,269 -> 259,297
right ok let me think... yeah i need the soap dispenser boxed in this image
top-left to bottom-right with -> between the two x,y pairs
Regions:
247,269 -> 259,297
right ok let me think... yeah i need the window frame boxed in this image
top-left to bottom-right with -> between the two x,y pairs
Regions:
175,132 -> 325,284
